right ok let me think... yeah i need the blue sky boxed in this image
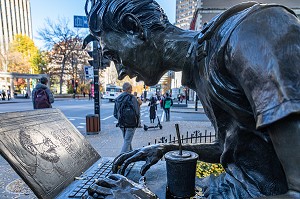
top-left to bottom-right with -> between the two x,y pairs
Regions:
31,0 -> 176,48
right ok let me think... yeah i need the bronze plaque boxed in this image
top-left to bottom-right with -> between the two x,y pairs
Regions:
0,109 -> 100,199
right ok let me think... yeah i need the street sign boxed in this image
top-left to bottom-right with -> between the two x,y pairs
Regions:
84,65 -> 94,79
74,15 -> 88,28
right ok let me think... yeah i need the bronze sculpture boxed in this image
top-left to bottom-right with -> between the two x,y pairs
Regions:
84,0 -> 300,198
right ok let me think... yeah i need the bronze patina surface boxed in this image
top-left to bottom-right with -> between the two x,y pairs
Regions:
84,0 -> 300,198
0,109 -> 100,199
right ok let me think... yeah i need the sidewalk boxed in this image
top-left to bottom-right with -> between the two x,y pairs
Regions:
0,99 -> 211,198
86,120 -> 213,157
0,121 -> 213,199
0,96 -> 87,104
0,97 -> 32,104
0,97 -> 61,104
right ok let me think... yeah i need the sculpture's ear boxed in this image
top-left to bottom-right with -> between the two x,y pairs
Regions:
119,13 -> 146,40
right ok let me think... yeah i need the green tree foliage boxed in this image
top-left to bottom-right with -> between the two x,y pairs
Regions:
31,50 -> 50,74
0,51 -> 9,72
8,34 -> 42,74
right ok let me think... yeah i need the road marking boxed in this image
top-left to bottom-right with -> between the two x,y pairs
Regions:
67,116 -> 86,120
101,115 -> 114,120
161,111 -> 165,122
77,126 -> 85,128
80,123 -> 86,125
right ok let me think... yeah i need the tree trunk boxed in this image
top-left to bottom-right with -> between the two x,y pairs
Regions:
59,60 -> 66,94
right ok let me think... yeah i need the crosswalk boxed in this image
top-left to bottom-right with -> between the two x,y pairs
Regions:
111,107 -> 163,124
67,106 -> 183,129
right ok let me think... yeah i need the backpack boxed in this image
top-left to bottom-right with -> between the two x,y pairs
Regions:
118,95 -> 138,128
164,99 -> 172,109
34,89 -> 51,109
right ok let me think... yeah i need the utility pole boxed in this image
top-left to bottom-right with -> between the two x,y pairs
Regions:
92,41 -> 101,128
86,41 -> 102,133
75,15 -> 103,133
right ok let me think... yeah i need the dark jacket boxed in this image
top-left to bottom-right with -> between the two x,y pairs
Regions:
113,92 -> 140,120
32,83 -> 54,109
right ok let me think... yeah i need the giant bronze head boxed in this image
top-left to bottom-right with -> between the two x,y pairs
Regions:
85,0 -> 172,86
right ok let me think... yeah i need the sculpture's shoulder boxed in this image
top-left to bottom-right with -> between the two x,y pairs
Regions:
198,2 -> 296,44
197,2 -> 296,62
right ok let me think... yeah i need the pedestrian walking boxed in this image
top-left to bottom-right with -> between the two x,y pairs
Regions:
163,93 -> 173,122
134,92 -> 143,128
177,94 -> 181,104
148,95 -> 157,123
32,77 -> 54,109
160,94 -> 165,109
7,89 -> 11,100
88,92 -> 92,100
2,90 -> 6,100
113,82 -> 140,153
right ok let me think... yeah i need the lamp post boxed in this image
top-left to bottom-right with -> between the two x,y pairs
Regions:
185,87 -> 188,105
92,41 -> 101,128
143,84 -> 147,102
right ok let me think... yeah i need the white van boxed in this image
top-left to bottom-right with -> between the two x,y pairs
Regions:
102,84 -> 122,101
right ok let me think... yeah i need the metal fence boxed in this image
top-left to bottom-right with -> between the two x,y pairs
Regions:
147,129 -> 216,145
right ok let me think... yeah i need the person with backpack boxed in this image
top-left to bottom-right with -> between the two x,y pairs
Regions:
163,93 -> 173,122
113,82 -> 140,153
32,77 -> 54,109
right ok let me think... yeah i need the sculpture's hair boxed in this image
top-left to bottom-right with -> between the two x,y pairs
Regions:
122,82 -> 132,92
85,0 -> 170,36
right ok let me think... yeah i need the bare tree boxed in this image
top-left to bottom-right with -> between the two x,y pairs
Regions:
37,17 -> 86,94
0,51 -> 9,72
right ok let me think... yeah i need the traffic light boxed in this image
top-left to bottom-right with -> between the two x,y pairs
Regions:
83,35 -> 107,69
75,80 -> 79,87
87,48 -> 109,70
87,50 -> 98,68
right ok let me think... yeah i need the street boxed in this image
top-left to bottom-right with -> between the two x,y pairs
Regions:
0,98 -> 209,133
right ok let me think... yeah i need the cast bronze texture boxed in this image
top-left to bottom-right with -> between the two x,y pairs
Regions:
85,0 -> 300,198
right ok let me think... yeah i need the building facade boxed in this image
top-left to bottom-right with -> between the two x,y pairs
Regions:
169,0 -> 198,99
191,0 -> 300,31
0,0 -> 32,95
175,0 -> 198,30
0,0 -> 32,62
